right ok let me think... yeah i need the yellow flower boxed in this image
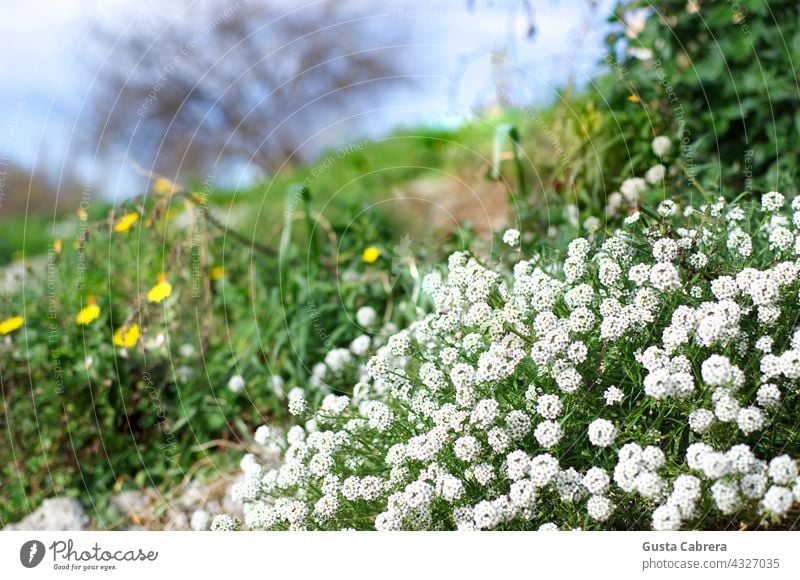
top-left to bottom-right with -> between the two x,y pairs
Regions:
153,177 -> 176,195
627,94 -> 641,103
76,296 -> 101,326
114,212 -> 139,233
53,239 -> 62,254
362,246 -> 381,264
77,208 -> 88,220
0,315 -> 24,335
147,273 -> 172,303
113,323 -> 140,348
210,266 -> 224,281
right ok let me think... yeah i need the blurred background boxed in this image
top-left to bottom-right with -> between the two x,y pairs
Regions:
0,0 -> 613,260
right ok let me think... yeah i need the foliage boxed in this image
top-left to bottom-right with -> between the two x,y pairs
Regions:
0,179 -> 448,526
222,189 -> 800,531
601,0 -> 800,195
2,1 -> 799,532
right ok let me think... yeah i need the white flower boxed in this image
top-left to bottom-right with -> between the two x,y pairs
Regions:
651,135 -> 672,157
686,442 -> 713,471
471,398 -> 500,430
711,480 -> 740,514
582,467 -> 610,494
727,445 -> 756,474
487,427 -> 510,453
503,229 -> 521,247
568,307 -> 595,334
356,306 -> 378,327
634,471 -> 664,499
472,500 -> 501,530
583,216 -> 601,233
534,420 -> 563,449
387,333 -> 411,357
645,164 -> 666,185
504,411 -> 531,441
529,453 -> 559,487
700,452 -> 731,479
757,383 -> 781,409
211,514 -> 240,531
741,473 -> 768,499
736,407 -> 765,435
473,464 -> 496,486
652,238 -> 678,262
587,419 -> 616,448
652,505 -> 681,531
436,473 -> 465,503
623,210 -> 639,223
728,228 -> 752,257
642,446 -> 665,471
714,391 -> 740,423
269,375 -> 285,397
768,455 -> 798,485
657,200 -> 678,217
454,435 -> 481,463
701,355 -> 734,387
350,335 -> 371,356
227,374 -> 245,393
603,386 -> 624,406
325,348 -> 352,373
509,479 -> 537,509
618,442 -> 643,464
613,460 -> 640,492
649,262 -> 681,292
586,495 -> 613,521
504,451 -> 530,482
599,259 -> 622,287
688,409 -> 715,433
761,191 -> 785,212
568,238 -> 591,259
536,394 -> 564,420
555,367 -> 583,393
288,396 -> 308,417
762,486 -> 793,516
313,495 -> 340,522
538,522 -> 559,531
365,401 -> 395,432
620,177 -> 647,203
254,424 -> 272,445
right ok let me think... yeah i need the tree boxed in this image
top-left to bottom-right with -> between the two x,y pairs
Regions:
84,0 -> 413,178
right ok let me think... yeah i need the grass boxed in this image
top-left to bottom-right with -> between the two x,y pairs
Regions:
0,89 -> 668,526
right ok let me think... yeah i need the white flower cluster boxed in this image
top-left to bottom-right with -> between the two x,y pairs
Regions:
221,191 -> 800,531
606,136 -> 673,217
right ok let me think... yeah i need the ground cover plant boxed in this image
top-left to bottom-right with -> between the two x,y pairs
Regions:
215,184 -> 800,531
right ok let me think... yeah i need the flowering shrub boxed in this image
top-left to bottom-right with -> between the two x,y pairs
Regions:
222,190 -> 800,531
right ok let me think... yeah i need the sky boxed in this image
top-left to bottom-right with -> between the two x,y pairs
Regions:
0,0 -> 616,198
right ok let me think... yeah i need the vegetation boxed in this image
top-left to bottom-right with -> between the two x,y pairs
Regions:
1,1 -> 798,530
